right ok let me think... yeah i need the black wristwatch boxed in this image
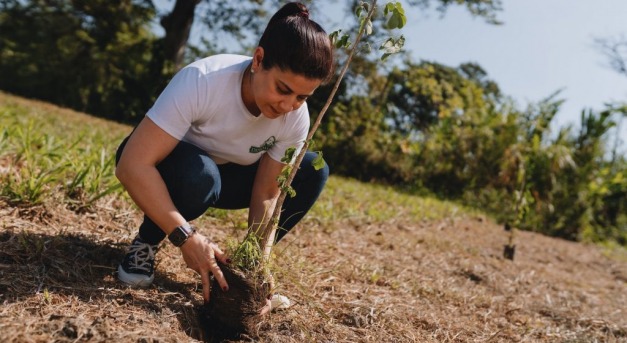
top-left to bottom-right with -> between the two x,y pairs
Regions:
168,224 -> 196,247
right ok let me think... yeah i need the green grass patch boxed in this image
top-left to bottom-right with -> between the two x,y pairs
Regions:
0,92 -> 128,208
310,175 -> 478,225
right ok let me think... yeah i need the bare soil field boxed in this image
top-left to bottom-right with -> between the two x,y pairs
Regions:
1,195 -> 625,343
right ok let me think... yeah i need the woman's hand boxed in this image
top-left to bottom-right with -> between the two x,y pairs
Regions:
179,233 -> 229,302
260,298 -> 272,315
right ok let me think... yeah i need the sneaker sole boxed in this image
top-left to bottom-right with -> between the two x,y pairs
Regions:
117,265 -> 154,288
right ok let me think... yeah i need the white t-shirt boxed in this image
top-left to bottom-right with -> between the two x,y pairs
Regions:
146,54 -> 310,165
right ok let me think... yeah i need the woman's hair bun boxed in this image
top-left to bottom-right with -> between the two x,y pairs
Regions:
258,2 -> 334,82
269,2 -> 309,25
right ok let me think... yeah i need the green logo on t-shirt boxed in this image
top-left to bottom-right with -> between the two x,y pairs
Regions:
249,136 -> 276,153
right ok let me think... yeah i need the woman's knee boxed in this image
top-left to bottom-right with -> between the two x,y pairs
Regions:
158,142 -> 222,212
179,154 -> 221,202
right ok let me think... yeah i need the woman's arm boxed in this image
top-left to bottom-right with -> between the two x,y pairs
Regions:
116,117 -> 184,231
116,117 -> 229,301
248,154 -> 285,235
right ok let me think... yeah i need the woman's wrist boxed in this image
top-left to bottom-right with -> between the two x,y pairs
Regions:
168,223 -> 196,247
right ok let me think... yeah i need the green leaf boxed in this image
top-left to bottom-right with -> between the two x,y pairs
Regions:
281,147 -> 296,163
357,1 -> 374,36
329,30 -> 340,44
384,2 -> 395,15
286,186 -> 296,198
379,35 -> 405,61
337,34 -> 351,49
394,3 -> 407,28
311,151 -> 325,171
384,2 -> 407,29
387,15 -> 399,29
330,29 -> 351,49
356,2 -> 369,18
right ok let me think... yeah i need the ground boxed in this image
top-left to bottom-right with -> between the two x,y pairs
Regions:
1,194 -> 625,343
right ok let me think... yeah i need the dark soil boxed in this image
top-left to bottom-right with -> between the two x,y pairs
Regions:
199,262 -> 270,341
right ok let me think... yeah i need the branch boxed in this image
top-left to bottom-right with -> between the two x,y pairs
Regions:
596,35 -> 627,78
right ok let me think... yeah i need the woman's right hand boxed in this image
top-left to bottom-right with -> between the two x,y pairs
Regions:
179,232 -> 230,303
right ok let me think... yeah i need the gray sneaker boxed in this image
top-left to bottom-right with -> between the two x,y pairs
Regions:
118,235 -> 158,287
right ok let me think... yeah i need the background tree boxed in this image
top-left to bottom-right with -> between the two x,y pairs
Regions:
158,0 -> 503,69
158,0 -> 271,69
407,0 -> 502,24
0,0 -> 159,122
0,0 -> 503,122
596,34 -> 627,78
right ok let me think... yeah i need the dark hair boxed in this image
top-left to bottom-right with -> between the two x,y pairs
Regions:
258,2 -> 334,82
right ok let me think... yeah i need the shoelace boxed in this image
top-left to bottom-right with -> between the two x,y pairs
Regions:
127,240 -> 157,272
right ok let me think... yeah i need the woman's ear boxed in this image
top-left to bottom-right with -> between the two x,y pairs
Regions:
252,47 -> 265,71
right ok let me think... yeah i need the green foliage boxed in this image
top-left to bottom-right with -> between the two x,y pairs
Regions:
383,2 -> 407,29
193,1 -> 270,55
314,53 -> 625,245
2,120 -> 66,204
314,94 -> 393,182
311,151 -> 326,171
386,61 -> 497,132
329,30 -> 352,49
280,147 -> 296,164
225,233 -> 263,272
311,175 -> 473,224
277,147 -> 297,198
380,35 -> 405,61
544,108 -> 624,242
0,0 -> 505,125
276,164 -> 296,198
0,0 -> 164,123
408,0 -> 503,25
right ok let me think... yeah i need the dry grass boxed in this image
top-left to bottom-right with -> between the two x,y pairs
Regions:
1,196 -> 625,342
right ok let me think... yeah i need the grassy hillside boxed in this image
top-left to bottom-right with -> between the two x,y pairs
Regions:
1,92 -> 626,342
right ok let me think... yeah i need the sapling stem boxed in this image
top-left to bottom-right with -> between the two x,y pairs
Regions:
505,159 -> 527,261
254,1 -> 380,263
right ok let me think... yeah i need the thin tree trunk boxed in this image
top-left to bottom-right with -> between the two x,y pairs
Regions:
161,0 -> 200,70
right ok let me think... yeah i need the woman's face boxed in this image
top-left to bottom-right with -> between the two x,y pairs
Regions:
248,48 -> 322,119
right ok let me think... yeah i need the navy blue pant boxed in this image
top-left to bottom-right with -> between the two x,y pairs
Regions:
116,138 -> 329,245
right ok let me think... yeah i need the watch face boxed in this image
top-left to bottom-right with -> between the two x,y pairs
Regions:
171,232 -> 185,246
169,226 -> 192,247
